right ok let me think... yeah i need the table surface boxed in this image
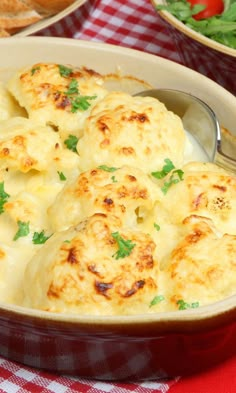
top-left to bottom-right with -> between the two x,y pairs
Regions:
1,0 -> 236,392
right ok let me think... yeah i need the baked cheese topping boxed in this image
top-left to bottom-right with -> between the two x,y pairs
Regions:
7,63 -> 108,140
0,62 -> 234,315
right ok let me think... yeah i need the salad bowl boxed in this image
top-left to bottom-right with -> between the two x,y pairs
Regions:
0,36 -> 235,381
152,1 -> 236,95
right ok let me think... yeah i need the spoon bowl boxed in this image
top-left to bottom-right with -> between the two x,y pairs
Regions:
135,89 -> 236,172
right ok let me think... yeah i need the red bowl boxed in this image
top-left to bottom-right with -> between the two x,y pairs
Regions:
152,1 -> 236,95
0,301 -> 236,380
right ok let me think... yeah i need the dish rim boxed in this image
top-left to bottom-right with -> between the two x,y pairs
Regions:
0,294 -> 235,325
0,36 -> 235,326
152,0 -> 236,58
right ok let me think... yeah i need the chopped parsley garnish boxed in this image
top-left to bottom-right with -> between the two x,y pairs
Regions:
71,95 -> 97,112
32,230 -> 51,244
0,181 -> 10,214
98,165 -> 119,172
66,78 -> 79,95
154,223 -> 161,231
111,232 -> 136,259
31,66 -> 40,76
151,158 -> 175,179
58,64 -> 73,77
13,221 -> 30,241
60,78 -> 97,113
150,295 -> 165,307
111,175 -> 118,183
177,299 -> 200,310
151,159 -> 184,195
161,169 -> 184,194
64,134 -> 79,153
57,171 -> 67,181
63,239 -> 71,243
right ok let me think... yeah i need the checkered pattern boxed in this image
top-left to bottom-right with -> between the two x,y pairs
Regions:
0,357 -> 177,393
0,0 -> 235,392
34,0 -> 181,64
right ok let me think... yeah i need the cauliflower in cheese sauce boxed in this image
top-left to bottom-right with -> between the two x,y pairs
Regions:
0,62 -> 235,315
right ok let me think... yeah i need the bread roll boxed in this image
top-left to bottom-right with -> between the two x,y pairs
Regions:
0,0 -> 74,36
29,0 -> 75,15
0,0 -> 42,30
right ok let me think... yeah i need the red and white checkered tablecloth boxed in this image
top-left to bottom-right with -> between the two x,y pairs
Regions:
34,0 -> 181,63
0,1 -> 235,392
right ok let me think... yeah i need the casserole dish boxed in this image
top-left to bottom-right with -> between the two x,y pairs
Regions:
0,36 -> 235,380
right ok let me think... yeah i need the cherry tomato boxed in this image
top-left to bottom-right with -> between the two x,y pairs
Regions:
188,0 -> 224,20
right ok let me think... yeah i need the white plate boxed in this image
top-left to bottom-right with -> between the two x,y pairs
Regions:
13,0 -> 87,37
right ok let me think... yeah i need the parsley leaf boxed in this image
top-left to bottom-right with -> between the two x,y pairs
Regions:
60,78 -> 97,112
161,169 -> 184,194
64,135 -> 79,153
151,158 -> 175,179
111,175 -> 118,183
150,295 -> 165,307
0,182 -> 10,214
57,171 -> 67,181
177,299 -> 200,310
112,232 -> 136,259
66,78 -> 79,95
32,230 -> 51,244
98,165 -> 119,172
70,95 -> 97,112
31,66 -> 40,76
58,64 -> 73,77
154,223 -> 160,231
13,221 -> 30,241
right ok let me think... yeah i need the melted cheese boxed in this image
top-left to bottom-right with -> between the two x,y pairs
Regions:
77,91 -> 186,173
0,62 -> 234,316
7,63 -> 108,140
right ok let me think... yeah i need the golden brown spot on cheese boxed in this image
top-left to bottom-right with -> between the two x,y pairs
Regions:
0,249 -> 5,259
2,148 -> 9,156
77,175 -> 90,194
103,197 -> 114,206
97,119 -> 110,134
100,138 -> 110,148
138,254 -> 154,270
128,113 -> 149,123
193,193 -> 205,209
95,281 -> 113,297
123,280 -> 145,297
55,94 -> 71,110
127,175 -> 137,182
14,135 -> 25,147
47,284 -> 60,299
186,229 -> 206,244
213,184 -> 227,192
117,185 -> 129,198
67,247 -> 78,265
91,169 -> 98,176
88,264 -> 99,275
207,267 -> 223,281
209,196 -> 231,213
120,147 -> 135,155
82,67 -> 102,78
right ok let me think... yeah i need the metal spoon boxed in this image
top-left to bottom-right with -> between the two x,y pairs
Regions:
134,88 -> 236,172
